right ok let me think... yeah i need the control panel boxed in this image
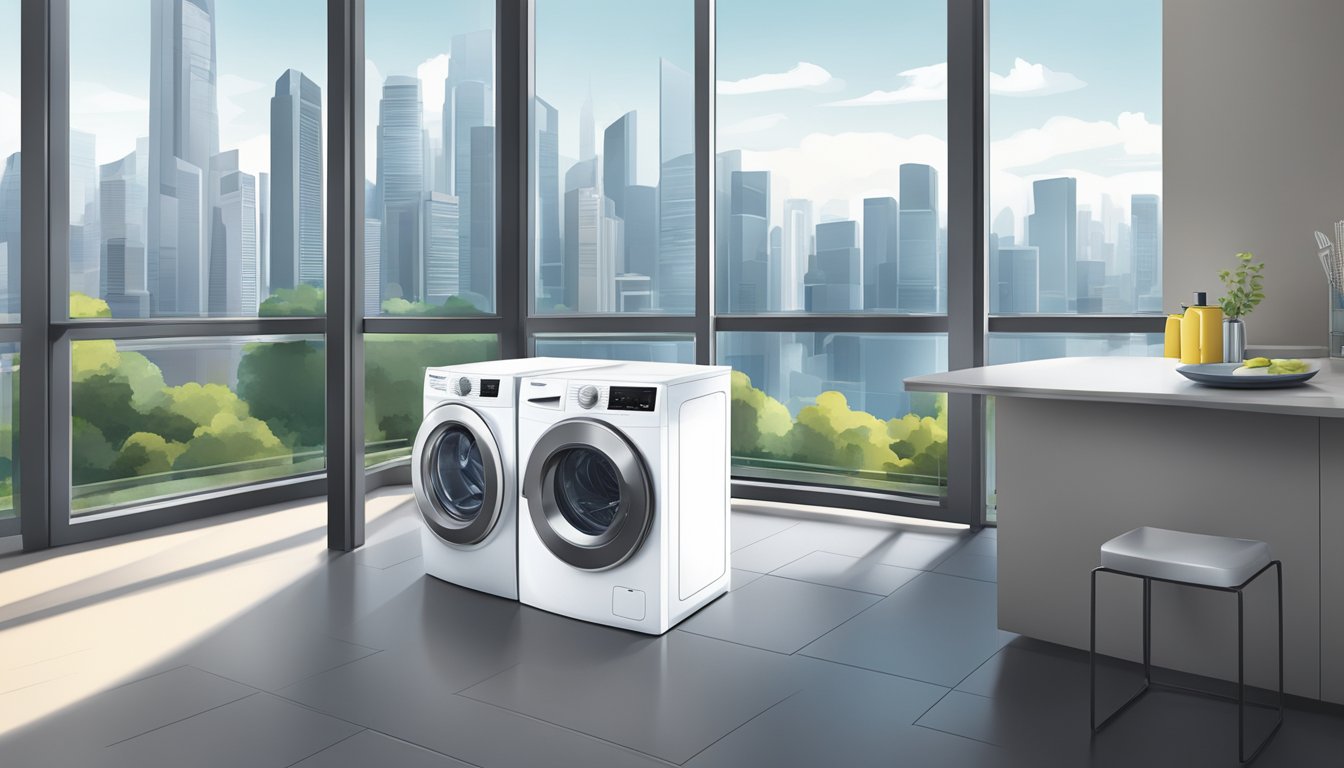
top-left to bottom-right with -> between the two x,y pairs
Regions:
427,373 -> 501,400
608,386 -> 657,412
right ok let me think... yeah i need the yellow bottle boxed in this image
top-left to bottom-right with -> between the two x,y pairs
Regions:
1164,315 -> 1182,359
1180,292 -> 1224,364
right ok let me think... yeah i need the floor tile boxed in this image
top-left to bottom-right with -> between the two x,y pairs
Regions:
678,574 -> 880,654
176,620 -> 379,692
801,572 -> 1015,687
99,691 -> 360,768
915,691 -> 1004,745
686,658 -> 998,768
352,528 -> 424,571
462,629 -> 802,764
0,666 -> 254,768
772,550 -> 922,595
730,512 -> 800,551
731,568 -> 764,590
730,519 -> 967,574
932,547 -> 997,583
292,729 -> 474,768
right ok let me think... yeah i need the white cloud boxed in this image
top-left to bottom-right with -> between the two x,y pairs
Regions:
739,131 -> 948,225
718,62 -> 835,96
990,58 -> 1085,97
828,63 -> 947,107
234,133 -> 270,181
416,53 -> 450,124
719,113 -> 786,136
70,80 -> 149,115
216,73 -> 267,128
991,111 -> 1161,170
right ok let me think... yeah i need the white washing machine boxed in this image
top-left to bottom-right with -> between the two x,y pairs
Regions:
411,357 -> 610,599
516,362 -> 732,634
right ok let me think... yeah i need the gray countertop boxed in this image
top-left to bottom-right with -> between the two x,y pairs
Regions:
904,356 -> 1344,418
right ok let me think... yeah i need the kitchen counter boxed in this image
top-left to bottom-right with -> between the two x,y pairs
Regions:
906,356 -> 1344,705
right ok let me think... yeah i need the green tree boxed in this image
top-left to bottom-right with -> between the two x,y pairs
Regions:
364,334 -> 498,450
236,340 -> 325,448
259,284 -> 325,317
380,295 -> 486,316
112,432 -> 187,477
174,412 -> 289,471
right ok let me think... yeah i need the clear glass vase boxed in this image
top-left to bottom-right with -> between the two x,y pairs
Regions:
1332,285 -> 1344,358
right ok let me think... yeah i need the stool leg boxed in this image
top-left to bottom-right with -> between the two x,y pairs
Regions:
1237,589 -> 1245,762
1276,561 -> 1284,720
1142,577 -> 1152,686
1090,568 -> 1098,731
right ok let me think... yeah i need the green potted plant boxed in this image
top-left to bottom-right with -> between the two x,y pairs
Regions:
1217,251 -> 1266,363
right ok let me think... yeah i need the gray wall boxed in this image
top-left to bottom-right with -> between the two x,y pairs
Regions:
1165,0 -> 1344,347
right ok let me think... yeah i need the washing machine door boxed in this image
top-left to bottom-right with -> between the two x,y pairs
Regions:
412,403 -> 504,546
523,418 -> 653,571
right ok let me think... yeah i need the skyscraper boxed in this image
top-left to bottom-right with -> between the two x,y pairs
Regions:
715,150 -> 741,308
563,158 -> 598,311
623,184 -> 658,282
422,193 -> 461,304
468,125 -> 495,303
603,111 -> 636,218
1076,259 -> 1105,314
535,97 -> 563,310
657,59 -> 695,313
99,142 -> 150,318
726,170 -> 770,313
70,130 -> 101,299
441,29 -> 494,195
207,151 -> 258,316
364,218 -> 382,314
148,0 -> 219,316
990,235 -> 1040,314
781,198 -> 812,311
1131,193 -> 1161,312
863,196 -> 899,309
257,172 -> 269,301
579,89 -> 595,162
897,164 -> 938,313
0,153 -> 20,316
269,69 -> 323,292
576,189 -> 614,312
1026,176 -> 1077,313
451,79 -> 489,289
809,220 -> 862,312
377,75 -> 426,302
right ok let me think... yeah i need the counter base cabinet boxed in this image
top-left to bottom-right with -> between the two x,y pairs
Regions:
1320,421 -> 1344,704
997,397 -> 1326,700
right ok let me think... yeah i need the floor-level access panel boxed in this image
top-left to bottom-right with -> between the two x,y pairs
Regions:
996,397 -> 1325,700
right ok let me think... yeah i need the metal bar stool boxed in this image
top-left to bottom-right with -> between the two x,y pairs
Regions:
1090,527 -> 1284,764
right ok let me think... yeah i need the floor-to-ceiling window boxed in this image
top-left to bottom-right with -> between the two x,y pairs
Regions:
0,0 -> 18,530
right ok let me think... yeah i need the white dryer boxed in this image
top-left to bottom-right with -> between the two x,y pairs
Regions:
516,362 -> 732,634
412,357 -> 609,599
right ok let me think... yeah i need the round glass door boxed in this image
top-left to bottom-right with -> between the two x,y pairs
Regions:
523,418 -> 653,571
412,404 -> 504,546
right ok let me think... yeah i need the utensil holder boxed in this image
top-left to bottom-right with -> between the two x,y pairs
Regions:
1332,285 -> 1344,358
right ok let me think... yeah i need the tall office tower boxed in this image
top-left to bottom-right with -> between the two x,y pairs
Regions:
657,59 -> 695,313
808,220 -> 861,312
1131,193 -> 1161,312
1025,176 -> 1077,312
990,236 -> 1040,314
70,130 -> 101,298
0,153 -> 19,316
450,80 -> 489,287
579,89 -> 596,161
781,198 -> 812,311
207,151 -> 257,316
99,143 -> 151,318
725,170 -> 770,313
563,158 -> 598,311
535,98 -> 563,310
897,164 -> 939,313
1076,206 -> 1094,262
615,273 -> 652,312
576,189 -> 611,312
148,0 -> 219,316
622,185 -> 658,282
422,193 -> 461,303
715,150 -> 741,308
441,28 -> 493,184
863,196 -> 899,309
468,126 -> 495,303
992,206 -> 1016,243
257,172 -> 269,300
364,218 -> 382,314
604,112 -> 636,218
377,75 -> 426,302
1075,259 -> 1105,313
769,225 -> 782,308
269,69 -> 324,292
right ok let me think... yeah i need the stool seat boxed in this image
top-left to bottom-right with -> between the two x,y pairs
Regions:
1100,527 -> 1271,588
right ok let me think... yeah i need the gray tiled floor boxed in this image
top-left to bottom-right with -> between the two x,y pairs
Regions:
1,490 -> 1340,767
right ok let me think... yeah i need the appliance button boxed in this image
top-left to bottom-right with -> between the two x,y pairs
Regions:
577,385 -> 599,409
454,377 -> 472,396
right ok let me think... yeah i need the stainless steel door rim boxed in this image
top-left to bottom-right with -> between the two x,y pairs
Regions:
523,418 -> 654,571
412,403 -> 505,546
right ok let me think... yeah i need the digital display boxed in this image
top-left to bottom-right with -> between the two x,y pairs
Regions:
609,386 -> 657,412
480,379 -> 501,398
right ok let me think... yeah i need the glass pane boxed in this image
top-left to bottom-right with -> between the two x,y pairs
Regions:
364,333 -> 499,467
716,0 -> 947,315
365,1 -> 496,317
70,331 -> 325,516
984,332 -> 1163,522
533,334 -> 695,364
718,332 -> 948,496
553,447 -> 621,535
989,0 -> 1162,315
0,344 -> 14,520
0,0 -> 18,322
429,425 -> 486,521
69,0 -> 327,319
532,0 -> 695,315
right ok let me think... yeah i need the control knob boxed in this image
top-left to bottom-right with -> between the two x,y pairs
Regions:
454,377 -> 472,396
577,385 -> 599,409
